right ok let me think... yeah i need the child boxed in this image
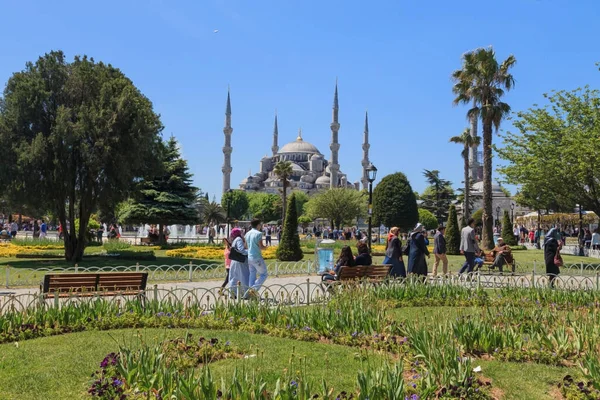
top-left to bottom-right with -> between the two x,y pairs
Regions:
473,252 -> 485,271
221,238 -> 231,288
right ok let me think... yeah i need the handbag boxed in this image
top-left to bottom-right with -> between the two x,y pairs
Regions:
228,241 -> 247,263
554,249 -> 563,267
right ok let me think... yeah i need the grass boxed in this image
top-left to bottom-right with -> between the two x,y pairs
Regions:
0,328 -> 389,400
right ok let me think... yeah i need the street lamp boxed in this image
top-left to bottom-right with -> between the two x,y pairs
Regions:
495,206 -> 501,228
578,203 -> 585,256
536,209 -> 541,249
226,189 -> 233,239
510,202 -> 515,225
366,163 -> 378,252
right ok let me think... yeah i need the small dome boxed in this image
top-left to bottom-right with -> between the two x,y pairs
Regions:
315,175 -> 330,185
310,153 -> 323,161
290,163 -> 305,171
472,181 -> 505,194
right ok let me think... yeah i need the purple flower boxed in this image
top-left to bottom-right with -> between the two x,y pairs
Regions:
290,380 -> 298,387
112,378 -> 123,387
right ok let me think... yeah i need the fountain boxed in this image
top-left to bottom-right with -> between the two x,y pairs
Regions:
184,225 -> 192,238
169,225 -> 178,239
138,224 -> 149,237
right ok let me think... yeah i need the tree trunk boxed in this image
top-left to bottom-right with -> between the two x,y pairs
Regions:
281,179 -> 287,223
158,223 -> 165,244
481,119 -> 495,250
463,146 -> 470,220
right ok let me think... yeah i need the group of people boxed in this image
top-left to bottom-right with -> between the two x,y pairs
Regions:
221,218 -> 269,297
0,220 -> 47,239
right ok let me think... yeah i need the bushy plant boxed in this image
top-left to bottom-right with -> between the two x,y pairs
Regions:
372,172 -> 419,232
445,205 -> 461,255
418,208 -> 438,230
277,193 -> 303,261
103,240 -> 131,254
472,208 -> 484,227
501,210 -> 517,246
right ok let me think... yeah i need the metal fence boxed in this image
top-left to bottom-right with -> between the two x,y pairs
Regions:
3,260 -> 315,288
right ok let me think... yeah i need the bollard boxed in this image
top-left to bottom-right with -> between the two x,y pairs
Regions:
5,266 -> 9,288
188,261 -> 193,282
306,279 -> 310,306
307,260 -> 311,275
75,264 -> 78,273
136,262 -> 140,272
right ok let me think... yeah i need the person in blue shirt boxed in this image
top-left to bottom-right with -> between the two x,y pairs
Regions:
245,218 -> 268,292
39,220 -> 48,239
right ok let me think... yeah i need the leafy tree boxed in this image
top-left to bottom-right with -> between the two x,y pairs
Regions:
472,209 -> 484,227
372,172 -> 419,232
449,129 -> 481,219
119,137 -> 199,243
452,46 -> 516,250
418,208 -> 438,231
221,190 -> 249,221
273,161 -> 293,221
420,170 -> 455,223
276,193 -> 303,261
445,204 -> 461,255
0,51 -> 162,261
298,215 -> 312,229
247,192 -> 281,222
501,210 -> 517,246
497,87 -> 600,216
201,201 -> 226,225
305,188 -> 366,230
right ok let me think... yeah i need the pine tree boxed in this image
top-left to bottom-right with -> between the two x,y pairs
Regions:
120,137 -> 199,244
501,210 -> 517,246
445,204 -> 461,255
276,193 -> 304,261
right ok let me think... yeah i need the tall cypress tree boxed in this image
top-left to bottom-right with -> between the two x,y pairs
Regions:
276,193 -> 303,261
120,137 -> 199,243
445,204 -> 461,255
501,210 -> 517,246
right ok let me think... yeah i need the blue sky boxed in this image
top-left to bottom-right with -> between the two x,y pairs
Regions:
2,0 -> 599,200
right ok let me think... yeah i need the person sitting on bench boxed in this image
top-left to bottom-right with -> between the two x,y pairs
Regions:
322,246 -> 355,282
489,238 -> 513,272
354,242 -> 372,266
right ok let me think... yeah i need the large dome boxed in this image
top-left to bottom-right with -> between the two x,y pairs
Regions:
279,135 -> 321,155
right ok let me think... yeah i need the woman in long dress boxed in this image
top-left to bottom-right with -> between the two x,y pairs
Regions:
407,223 -> 430,277
228,228 -> 249,295
544,227 -> 561,287
383,227 -> 406,278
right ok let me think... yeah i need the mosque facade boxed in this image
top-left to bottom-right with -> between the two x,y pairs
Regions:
221,83 -> 371,195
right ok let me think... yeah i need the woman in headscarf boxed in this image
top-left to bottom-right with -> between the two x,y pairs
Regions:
228,228 -> 249,294
322,245 -> 356,282
407,223 -> 430,277
383,227 -> 406,278
544,227 -> 562,287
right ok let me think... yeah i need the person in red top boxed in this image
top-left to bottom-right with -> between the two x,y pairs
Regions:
221,238 -> 232,288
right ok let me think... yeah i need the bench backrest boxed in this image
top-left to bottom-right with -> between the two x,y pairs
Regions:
337,265 -> 391,280
43,272 -> 148,294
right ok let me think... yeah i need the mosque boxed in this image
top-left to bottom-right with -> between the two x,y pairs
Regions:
221,83 -> 371,195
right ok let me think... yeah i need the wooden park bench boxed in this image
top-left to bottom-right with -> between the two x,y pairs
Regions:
337,265 -> 392,282
41,272 -> 148,299
140,237 -> 158,246
480,252 -> 516,274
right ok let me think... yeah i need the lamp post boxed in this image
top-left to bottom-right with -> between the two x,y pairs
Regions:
366,163 -> 378,252
579,203 -> 585,256
226,189 -> 233,239
495,206 -> 501,228
510,202 -> 515,225
536,209 -> 541,249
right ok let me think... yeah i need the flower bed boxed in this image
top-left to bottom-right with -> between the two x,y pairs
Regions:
165,246 -> 278,260
0,243 -> 64,257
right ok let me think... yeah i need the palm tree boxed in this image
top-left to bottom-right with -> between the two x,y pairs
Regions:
273,161 -> 293,222
201,201 -> 226,225
452,47 -> 516,249
450,128 -> 481,220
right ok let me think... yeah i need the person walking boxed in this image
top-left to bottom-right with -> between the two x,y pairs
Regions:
10,221 -> 18,239
208,224 -> 216,245
592,229 -> 600,250
245,218 -> 268,293
459,218 -> 480,274
221,238 -> 231,288
227,228 -> 249,296
407,223 -> 429,277
383,227 -> 406,278
265,226 -> 272,246
39,220 -> 47,239
544,227 -> 562,287
432,225 -> 448,276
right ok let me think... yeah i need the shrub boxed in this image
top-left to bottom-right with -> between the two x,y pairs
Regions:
103,240 -> 132,254
472,209 -> 484,227
418,208 -> 438,230
501,210 -> 517,246
372,172 -> 418,232
445,204 -> 461,255
276,193 -> 304,261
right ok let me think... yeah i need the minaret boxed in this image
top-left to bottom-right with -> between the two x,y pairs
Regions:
271,113 -> 279,156
361,111 -> 370,190
329,81 -> 340,188
222,89 -> 233,193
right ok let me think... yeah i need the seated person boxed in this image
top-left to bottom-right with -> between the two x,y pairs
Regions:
354,242 -> 372,266
473,254 -> 485,271
489,237 -> 513,272
322,246 -> 356,282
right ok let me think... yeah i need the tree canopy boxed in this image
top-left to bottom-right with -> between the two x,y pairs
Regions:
419,170 -> 455,223
418,208 -> 438,231
221,190 -> 249,220
497,87 -> 600,216
0,51 -> 163,261
119,137 -> 198,242
247,192 -> 281,222
305,188 -> 365,230
372,172 -> 419,232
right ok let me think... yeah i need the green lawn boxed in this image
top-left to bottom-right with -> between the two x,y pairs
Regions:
0,328 -> 390,400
